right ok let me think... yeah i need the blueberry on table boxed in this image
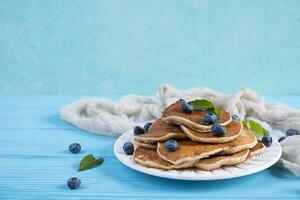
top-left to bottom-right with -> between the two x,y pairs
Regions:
231,114 -> 240,121
133,126 -> 145,135
67,177 -> 81,189
143,122 -> 153,132
286,129 -> 299,137
181,101 -> 193,114
164,140 -> 179,152
204,111 -> 218,125
278,136 -> 286,142
211,124 -> 227,137
262,135 -> 272,147
69,143 -> 81,154
123,142 -> 134,155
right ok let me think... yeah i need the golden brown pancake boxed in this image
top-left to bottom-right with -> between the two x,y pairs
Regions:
181,120 -> 243,143
134,140 -> 157,150
162,102 -> 231,132
216,128 -> 257,155
134,119 -> 186,143
194,149 -> 249,170
157,140 -> 228,165
249,141 -> 265,157
157,129 -> 257,165
133,147 -> 194,170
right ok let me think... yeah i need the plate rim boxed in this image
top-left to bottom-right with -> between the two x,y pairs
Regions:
114,129 -> 282,181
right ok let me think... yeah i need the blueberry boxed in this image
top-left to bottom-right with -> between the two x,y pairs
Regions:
181,101 -> 193,114
176,98 -> 185,103
211,124 -> 227,137
204,111 -> 218,125
133,126 -> 145,135
262,135 -> 272,147
278,136 -> 286,142
67,177 -> 81,189
164,140 -> 179,152
68,143 -> 81,154
143,122 -> 153,132
123,142 -> 134,155
231,114 -> 240,121
286,129 -> 299,137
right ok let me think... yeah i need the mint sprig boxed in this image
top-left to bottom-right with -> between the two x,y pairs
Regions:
242,120 -> 269,136
189,99 -> 221,117
78,154 -> 104,172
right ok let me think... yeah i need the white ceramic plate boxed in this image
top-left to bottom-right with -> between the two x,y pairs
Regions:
114,129 -> 282,180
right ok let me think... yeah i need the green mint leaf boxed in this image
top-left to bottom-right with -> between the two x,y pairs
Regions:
190,99 -> 213,110
78,154 -> 104,172
189,99 -> 220,117
212,106 -> 221,118
242,120 -> 269,136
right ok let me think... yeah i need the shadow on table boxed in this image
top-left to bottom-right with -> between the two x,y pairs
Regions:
269,165 -> 298,179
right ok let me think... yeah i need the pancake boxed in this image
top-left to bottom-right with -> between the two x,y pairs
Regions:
157,129 -> 257,165
194,149 -> 249,170
217,128 -> 257,155
249,141 -> 265,157
134,119 -> 186,143
133,147 -> 194,170
161,102 -> 232,132
157,140 -> 228,165
181,120 -> 243,143
134,140 -> 157,150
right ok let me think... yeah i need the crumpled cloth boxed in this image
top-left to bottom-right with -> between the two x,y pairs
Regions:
60,84 -> 300,177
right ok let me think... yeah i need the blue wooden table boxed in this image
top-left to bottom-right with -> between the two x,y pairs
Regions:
0,95 -> 299,200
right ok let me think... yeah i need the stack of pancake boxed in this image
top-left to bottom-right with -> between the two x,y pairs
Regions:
133,101 -> 266,170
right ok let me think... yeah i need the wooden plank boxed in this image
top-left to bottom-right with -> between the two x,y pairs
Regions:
0,95 -> 122,109
0,129 -> 115,157
0,155 -> 299,199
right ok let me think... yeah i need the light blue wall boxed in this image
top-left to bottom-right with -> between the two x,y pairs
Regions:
1,0 -> 300,95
